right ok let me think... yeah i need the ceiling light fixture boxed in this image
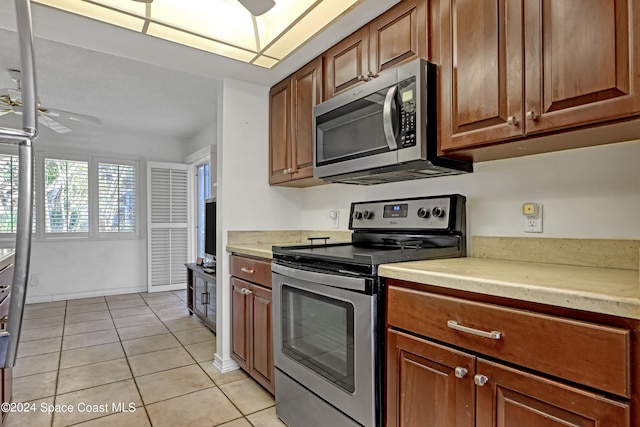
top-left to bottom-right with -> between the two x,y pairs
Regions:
32,0 -> 363,69
238,0 -> 275,16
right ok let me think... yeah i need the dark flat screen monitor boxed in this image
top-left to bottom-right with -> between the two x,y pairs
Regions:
204,199 -> 216,262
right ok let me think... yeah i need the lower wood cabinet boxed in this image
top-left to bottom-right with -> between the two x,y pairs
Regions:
230,255 -> 274,394
0,254 -> 14,427
386,281 -> 637,426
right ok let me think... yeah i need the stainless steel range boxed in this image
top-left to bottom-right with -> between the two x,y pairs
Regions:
271,194 -> 467,427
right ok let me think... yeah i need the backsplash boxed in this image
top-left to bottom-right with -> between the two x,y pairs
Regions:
472,236 -> 640,271
227,230 -> 352,245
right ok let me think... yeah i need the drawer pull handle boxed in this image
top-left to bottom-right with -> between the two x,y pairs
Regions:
447,320 -> 502,340
507,115 -> 518,126
240,267 -> 255,274
454,367 -> 468,379
242,288 -> 253,295
474,374 -> 489,386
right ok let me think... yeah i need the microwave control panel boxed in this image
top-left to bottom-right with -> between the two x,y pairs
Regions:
399,77 -> 417,148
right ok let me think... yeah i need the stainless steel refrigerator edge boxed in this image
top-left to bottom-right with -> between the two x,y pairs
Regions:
0,0 -> 38,369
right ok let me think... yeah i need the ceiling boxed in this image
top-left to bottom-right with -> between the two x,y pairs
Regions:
0,0 -> 398,140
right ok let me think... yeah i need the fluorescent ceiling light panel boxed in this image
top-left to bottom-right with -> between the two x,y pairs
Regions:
32,0 -> 363,68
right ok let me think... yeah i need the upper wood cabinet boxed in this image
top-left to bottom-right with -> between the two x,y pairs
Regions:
269,56 -> 324,187
324,0 -> 427,99
438,0 -> 640,152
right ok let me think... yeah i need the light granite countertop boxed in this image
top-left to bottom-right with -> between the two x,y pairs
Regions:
379,258 -> 640,319
226,243 -> 280,259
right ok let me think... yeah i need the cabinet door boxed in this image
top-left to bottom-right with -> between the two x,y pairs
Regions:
193,274 -> 207,319
369,0 -> 427,76
290,57 -> 323,181
386,329 -> 475,427
524,0 -> 640,134
206,279 -> 216,326
439,0 -> 524,151
476,359 -> 631,427
324,27 -> 369,99
269,79 -> 292,185
231,278 -> 250,371
250,284 -> 274,394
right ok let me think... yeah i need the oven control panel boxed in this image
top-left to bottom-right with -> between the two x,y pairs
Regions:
350,195 -> 461,230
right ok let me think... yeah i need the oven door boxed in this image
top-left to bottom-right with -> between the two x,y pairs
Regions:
272,263 -> 376,427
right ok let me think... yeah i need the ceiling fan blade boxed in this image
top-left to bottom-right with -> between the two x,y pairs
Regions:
38,114 -> 72,134
41,108 -> 102,125
238,0 -> 275,16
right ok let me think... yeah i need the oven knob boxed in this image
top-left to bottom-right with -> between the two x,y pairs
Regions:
363,210 -> 374,220
417,207 -> 430,219
352,211 -> 363,220
432,207 -> 446,218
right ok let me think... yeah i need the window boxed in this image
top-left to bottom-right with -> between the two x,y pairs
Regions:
0,154 -> 19,233
0,151 -> 140,239
98,162 -> 136,233
44,158 -> 89,233
196,162 -> 211,258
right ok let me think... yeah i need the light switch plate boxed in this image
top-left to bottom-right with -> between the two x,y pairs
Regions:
329,210 -> 339,229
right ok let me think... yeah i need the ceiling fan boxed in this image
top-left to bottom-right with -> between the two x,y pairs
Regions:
132,0 -> 276,16
0,69 -> 102,135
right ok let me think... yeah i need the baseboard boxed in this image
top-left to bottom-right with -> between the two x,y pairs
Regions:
25,285 -> 149,304
213,354 -> 239,373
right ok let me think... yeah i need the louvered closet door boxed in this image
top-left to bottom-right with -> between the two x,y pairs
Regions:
147,162 -> 189,293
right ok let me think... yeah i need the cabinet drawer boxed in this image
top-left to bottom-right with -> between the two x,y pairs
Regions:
387,286 -> 631,397
230,255 -> 272,288
0,264 -> 13,303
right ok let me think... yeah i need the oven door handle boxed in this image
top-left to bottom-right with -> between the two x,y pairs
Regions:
272,263 -> 368,292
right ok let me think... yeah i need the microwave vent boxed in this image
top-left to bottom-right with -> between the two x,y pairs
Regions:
326,163 -> 469,185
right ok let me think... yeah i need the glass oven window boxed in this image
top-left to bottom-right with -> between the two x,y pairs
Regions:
281,285 -> 355,393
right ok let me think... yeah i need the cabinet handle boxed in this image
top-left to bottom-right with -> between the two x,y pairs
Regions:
474,374 -> 489,386
358,75 -> 366,81
367,71 -> 379,79
240,267 -> 255,274
283,168 -> 294,174
241,288 -> 253,295
454,367 -> 468,379
447,320 -> 502,340
526,110 -> 538,121
507,116 -> 518,126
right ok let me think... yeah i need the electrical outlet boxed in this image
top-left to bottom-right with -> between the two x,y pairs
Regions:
329,210 -> 339,229
523,203 -> 543,233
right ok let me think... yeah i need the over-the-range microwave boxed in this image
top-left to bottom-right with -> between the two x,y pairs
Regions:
313,58 -> 472,185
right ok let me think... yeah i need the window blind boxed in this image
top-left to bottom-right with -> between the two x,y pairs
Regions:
98,162 -> 136,233
44,158 -> 89,233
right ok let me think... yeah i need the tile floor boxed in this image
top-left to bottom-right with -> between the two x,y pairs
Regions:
7,290 -> 287,427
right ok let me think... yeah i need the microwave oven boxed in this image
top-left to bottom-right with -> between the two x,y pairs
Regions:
313,59 -> 472,185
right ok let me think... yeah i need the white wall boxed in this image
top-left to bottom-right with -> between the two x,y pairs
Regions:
214,78 -> 302,371
300,139 -> 640,245
24,128 -> 186,302
183,121 -> 217,158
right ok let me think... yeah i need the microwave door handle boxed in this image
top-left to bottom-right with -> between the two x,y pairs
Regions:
382,85 -> 398,150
